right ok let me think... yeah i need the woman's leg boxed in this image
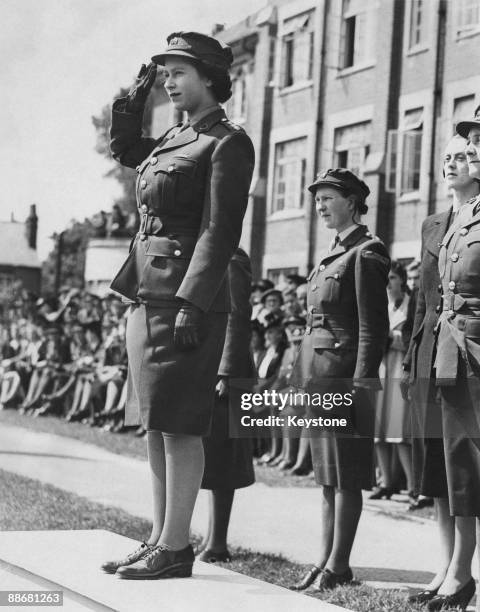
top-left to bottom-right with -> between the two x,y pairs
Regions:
103,380 -> 121,414
424,497 -> 454,590
437,515 -> 475,594
146,431 -> 167,546
315,485 -> 335,568
374,442 -> 394,488
326,488 -> 362,573
159,432 -> 204,550
397,442 -> 415,492
203,489 -> 234,553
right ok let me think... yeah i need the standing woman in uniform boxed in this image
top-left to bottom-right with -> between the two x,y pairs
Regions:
423,111 -> 480,611
101,32 -> 254,579
290,169 -> 389,592
405,134 -> 479,608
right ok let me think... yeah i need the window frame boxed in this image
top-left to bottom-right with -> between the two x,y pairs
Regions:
271,138 -> 308,216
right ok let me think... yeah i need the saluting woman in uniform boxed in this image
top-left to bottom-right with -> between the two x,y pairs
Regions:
290,169 -> 389,592
101,31 -> 254,579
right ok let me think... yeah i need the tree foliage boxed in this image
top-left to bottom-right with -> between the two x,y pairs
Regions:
41,219 -> 92,296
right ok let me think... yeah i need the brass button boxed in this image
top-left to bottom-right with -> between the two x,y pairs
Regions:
150,157 -> 158,165
174,249 -> 181,256
168,165 -> 175,172
311,284 -> 317,291
460,228 -> 468,236
319,264 -> 326,271
140,205 -> 148,213
334,273 -> 340,279
221,118 -> 228,122
448,281 -> 456,290
140,179 -> 147,188
451,253 -> 459,262
435,305 -> 441,313
334,342 -> 341,348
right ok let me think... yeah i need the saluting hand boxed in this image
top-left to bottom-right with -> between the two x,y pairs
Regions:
125,62 -> 157,112
174,300 -> 205,350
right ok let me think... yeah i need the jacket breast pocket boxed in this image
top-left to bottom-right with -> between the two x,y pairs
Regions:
137,235 -> 197,301
152,158 -> 197,210
322,266 -> 346,303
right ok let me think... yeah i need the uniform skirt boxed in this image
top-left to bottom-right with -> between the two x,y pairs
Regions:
125,303 -> 227,435
201,394 -> 255,490
440,358 -> 480,516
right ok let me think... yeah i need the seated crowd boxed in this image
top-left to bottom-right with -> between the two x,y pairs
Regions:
0,264 -> 422,502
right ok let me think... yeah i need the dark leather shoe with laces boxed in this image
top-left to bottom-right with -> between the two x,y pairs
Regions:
427,577 -> 476,611
310,567 -> 354,591
289,565 -> 323,591
116,544 -> 194,579
101,542 -> 153,574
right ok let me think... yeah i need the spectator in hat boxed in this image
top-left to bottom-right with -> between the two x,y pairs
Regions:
290,168 -> 389,592
104,30 -> 254,580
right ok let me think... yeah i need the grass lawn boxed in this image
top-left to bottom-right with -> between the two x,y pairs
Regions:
0,468 -> 426,612
0,408 -> 436,521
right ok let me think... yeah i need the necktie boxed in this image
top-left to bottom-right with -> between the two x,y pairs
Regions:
328,235 -> 340,252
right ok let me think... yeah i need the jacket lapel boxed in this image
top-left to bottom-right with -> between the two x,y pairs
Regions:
154,126 -> 200,153
425,209 -> 452,258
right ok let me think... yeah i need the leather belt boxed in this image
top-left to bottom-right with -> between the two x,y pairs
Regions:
138,214 -> 198,239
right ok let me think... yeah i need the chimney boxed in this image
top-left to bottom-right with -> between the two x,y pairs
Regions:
25,204 -> 38,250
211,23 -> 225,36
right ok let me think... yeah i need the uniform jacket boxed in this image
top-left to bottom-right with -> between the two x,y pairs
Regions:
291,225 -> 389,388
109,101 -> 255,313
218,248 -> 256,379
404,210 -> 452,381
435,197 -> 480,383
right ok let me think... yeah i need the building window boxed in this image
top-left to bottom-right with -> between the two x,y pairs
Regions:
408,0 -> 427,49
456,0 -> 480,37
227,67 -> 248,123
453,95 -> 476,132
340,0 -> 375,69
281,12 -> 314,88
267,267 -> 299,286
272,138 -> 307,213
386,108 -> 423,195
334,122 -> 372,177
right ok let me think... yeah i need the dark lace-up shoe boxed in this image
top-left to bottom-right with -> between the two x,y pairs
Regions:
116,544 -> 194,579
101,542 -> 153,574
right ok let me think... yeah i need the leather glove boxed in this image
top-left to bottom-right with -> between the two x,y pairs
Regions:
174,301 -> 205,350
125,62 -> 157,112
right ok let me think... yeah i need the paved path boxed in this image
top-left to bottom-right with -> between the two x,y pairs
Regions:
0,423 -> 478,595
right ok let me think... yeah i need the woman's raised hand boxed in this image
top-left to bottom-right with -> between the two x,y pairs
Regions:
125,62 -> 158,112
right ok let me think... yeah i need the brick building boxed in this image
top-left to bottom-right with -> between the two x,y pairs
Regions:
149,0 -> 480,282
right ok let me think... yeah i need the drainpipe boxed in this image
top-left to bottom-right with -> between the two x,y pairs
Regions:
427,0 -> 446,216
307,0 -> 329,273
